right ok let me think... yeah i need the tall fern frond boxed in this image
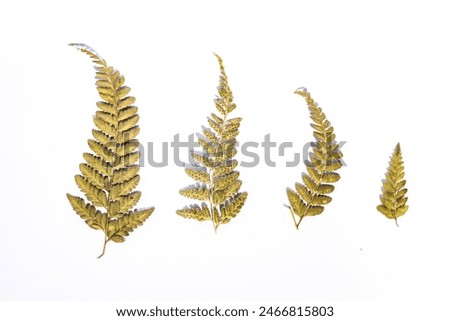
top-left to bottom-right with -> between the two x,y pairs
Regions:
285,87 -> 343,229
66,43 -> 154,258
176,54 -> 248,232
376,143 -> 408,226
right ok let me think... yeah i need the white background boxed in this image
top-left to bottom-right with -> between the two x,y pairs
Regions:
1,0 -> 449,318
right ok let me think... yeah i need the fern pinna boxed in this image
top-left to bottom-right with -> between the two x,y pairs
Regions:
176,54 -> 248,232
66,44 -> 154,258
285,87 -> 343,229
376,143 -> 408,226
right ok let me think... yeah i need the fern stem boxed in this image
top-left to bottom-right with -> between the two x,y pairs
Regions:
98,236 -> 108,259
208,172 -> 216,231
296,215 -> 305,229
285,204 -> 299,230
209,105 -> 229,232
394,217 -> 399,227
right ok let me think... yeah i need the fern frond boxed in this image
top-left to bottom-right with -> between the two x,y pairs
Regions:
176,203 -> 211,221
106,208 -> 155,243
67,194 -> 107,230
376,143 -> 408,226
285,87 -> 343,230
67,43 -> 154,258
180,183 -> 210,201
177,54 -> 247,232
185,166 -> 210,184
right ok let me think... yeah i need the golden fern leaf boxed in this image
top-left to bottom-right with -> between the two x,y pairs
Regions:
176,54 -> 248,232
285,87 -> 343,229
376,143 -> 408,226
66,43 -> 154,258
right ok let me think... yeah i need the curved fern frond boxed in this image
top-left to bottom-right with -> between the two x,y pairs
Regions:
285,87 -> 343,230
176,54 -> 248,232
66,43 -> 154,258
376,143 -> 408,226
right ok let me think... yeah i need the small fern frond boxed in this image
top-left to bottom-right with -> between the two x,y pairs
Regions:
285,87 -> 343,230
176,54 -> 247,232
376,143 -> 408,226
67,43 -> 154,258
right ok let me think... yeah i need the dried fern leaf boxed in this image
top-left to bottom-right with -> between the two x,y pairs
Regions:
176,54 -> 248,232
285,87 -> 343,230
66,43 -> 154,258
376,143 -> 408,226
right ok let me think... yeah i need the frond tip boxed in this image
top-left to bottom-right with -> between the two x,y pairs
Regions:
177,54 -> 247,232
285,87 -> 343,230
376,143 -> 409,226
67,43 -> 154,257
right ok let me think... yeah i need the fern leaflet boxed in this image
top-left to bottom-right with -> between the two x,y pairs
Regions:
176,54 -> 248,232
66,43 -> 154,258
376,143 -> 409,226
285,87 -> 343,229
